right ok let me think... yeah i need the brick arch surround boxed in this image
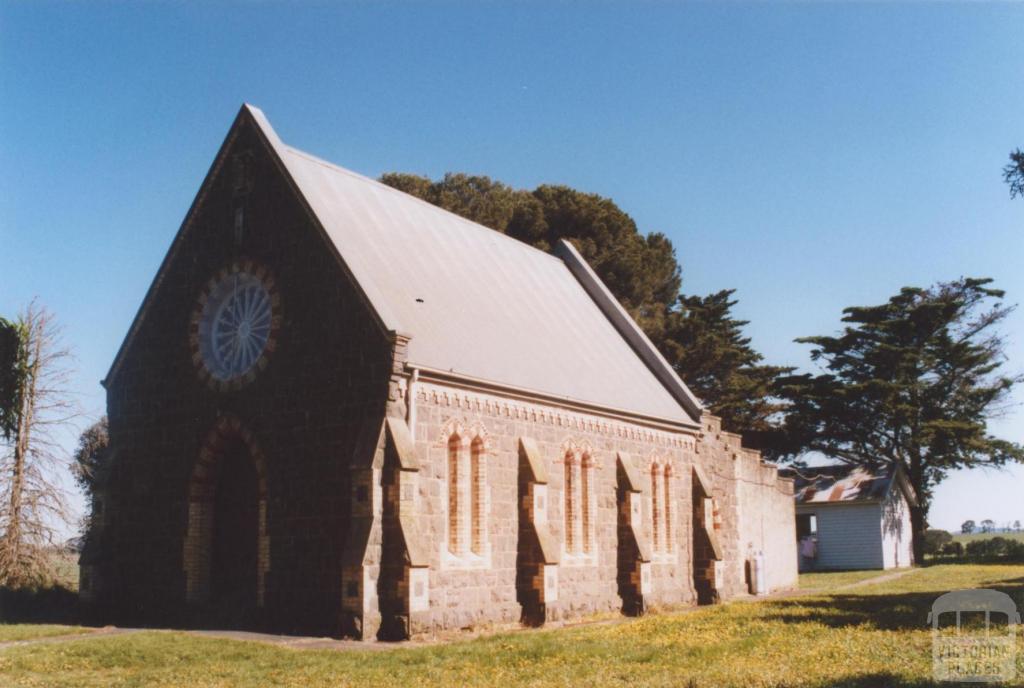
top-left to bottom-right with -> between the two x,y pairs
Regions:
183,416 -> 270,608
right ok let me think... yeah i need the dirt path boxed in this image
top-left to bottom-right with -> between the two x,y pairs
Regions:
0,626 -> 142,650
184,629 -> 408,651
836,567 -> 921,590
744,567 -> 922,600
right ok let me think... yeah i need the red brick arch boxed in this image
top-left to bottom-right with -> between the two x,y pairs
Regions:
183,416 -> 270,607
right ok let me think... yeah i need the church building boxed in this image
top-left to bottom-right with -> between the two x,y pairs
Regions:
81,105 -> 797,639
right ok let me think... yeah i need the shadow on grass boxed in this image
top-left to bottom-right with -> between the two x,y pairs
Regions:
808,674 -> 946,688
764,577 -> 1024,632
0,584 -> 83,625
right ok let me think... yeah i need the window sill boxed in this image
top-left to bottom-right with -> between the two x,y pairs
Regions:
440,544 -> 492,571
560,549 -> 599,567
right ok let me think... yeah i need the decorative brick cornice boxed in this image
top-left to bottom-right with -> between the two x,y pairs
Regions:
417,381 -> 698,452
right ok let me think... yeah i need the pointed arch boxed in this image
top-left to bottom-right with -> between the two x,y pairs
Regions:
184,416 -> 269,609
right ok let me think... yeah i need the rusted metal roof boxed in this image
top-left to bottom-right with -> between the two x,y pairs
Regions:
246,105 -> 700,427
781,464 -> 908,505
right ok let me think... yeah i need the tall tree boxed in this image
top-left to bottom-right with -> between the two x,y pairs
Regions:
380,172 -> 785,433
0,302 -> 75,588
773,278 -> 1024,562
661,290 -> 793,433
1004,149 -> 1024,199
961,519 -> 976,535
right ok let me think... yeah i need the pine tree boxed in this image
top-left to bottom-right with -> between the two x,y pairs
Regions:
774,278 -> 1023,561
380,172 -> 784,434
1004,149 -> 1024,199
660,290 -> 792,432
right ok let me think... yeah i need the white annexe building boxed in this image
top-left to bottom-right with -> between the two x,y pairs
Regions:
783,464 -> 916,572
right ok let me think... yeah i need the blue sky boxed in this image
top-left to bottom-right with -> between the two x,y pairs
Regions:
1,2 -> 1021,533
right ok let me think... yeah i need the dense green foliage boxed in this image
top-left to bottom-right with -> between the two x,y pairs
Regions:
923,529 -> 953,555
662,290 -> 793,434
935,533 -> 1024,562
1004,148 -> 1024,199
772,277 -> 1024,559
964,536 -> 1024,561
0,317 -> 26,441
72,417 -> 108,504
380,172 -> 784,433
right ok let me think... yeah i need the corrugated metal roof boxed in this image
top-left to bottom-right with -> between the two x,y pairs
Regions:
248,106 -> 698,426
781,464 -> 896,504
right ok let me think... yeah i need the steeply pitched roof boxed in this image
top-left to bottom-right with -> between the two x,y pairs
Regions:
108,105 -> 702,428
250,107 -> 701,426
780,464 -> 916,506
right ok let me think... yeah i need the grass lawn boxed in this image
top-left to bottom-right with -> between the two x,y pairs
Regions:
1,564 -> 1022,687
797,569 -> 886,591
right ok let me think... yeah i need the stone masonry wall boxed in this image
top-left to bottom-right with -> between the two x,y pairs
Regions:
735,447 -> 799,593
394,381 -> 796,635
696,415 -> 798,598
91,113 -> 393,636
89,111 -> 796,639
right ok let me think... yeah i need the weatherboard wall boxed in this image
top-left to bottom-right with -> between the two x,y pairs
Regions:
797,502 -> 885,571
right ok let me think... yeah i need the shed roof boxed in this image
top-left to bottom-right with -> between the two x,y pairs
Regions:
246,106 -> 700,427
780,464 -> 916,506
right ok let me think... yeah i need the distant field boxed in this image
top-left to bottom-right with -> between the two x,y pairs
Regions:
50,552 -> 78,592
951,531 -> 1024,544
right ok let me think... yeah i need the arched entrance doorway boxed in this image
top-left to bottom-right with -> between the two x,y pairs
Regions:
183,417 -> 269,628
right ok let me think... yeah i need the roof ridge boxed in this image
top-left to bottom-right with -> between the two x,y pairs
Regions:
281,145 -> 563,266
247,105 -> 695,426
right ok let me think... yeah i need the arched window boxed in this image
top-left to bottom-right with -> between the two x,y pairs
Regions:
564,451 -> 577,552
663,464 -> 673,552
471,436 -> 486,555
651,462 -> 661,552
581,453 -> 594,553
448,432 -> 463,554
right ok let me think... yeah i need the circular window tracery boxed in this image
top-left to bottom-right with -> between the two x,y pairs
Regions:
191,261 -> 279,389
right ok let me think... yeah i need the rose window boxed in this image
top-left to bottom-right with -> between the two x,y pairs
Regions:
194,267 -> 277,384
